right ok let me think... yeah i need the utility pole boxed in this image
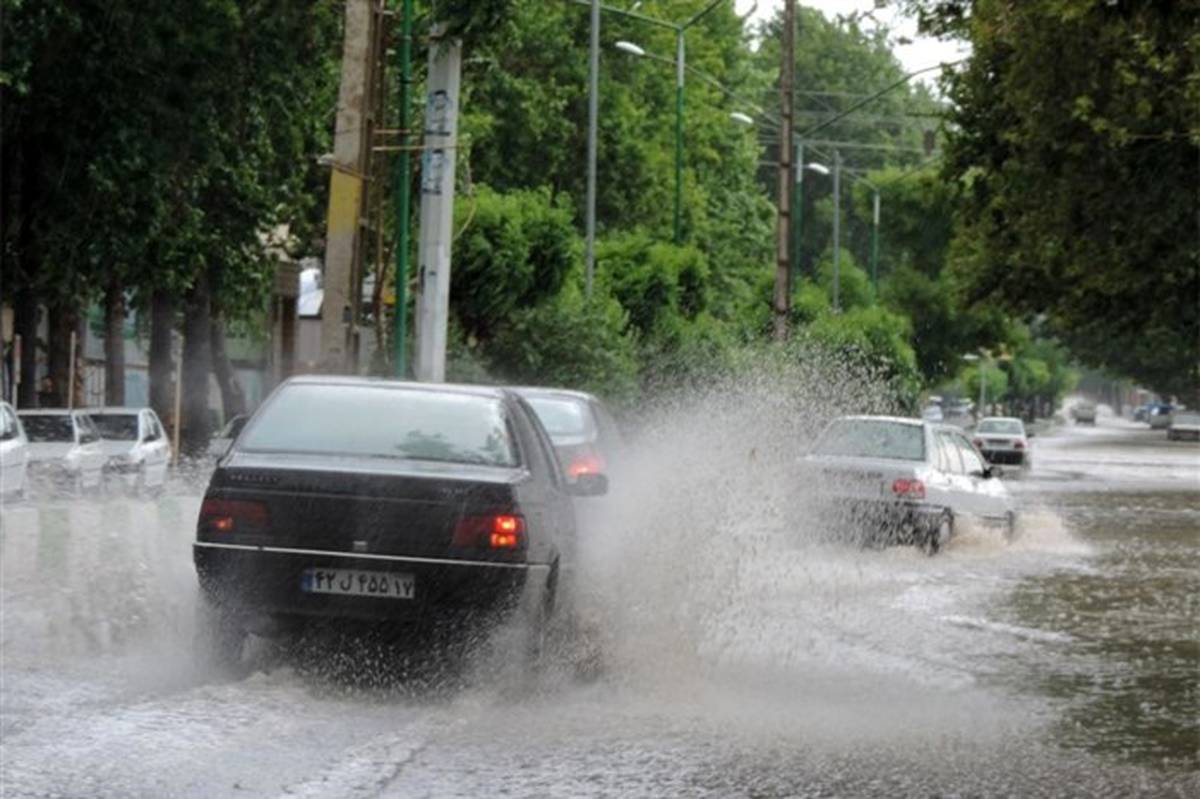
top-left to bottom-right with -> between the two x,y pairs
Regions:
320,0 -> 375,374
832,149 -> 842,312
772,0 -> 796,342
393,0 -> 413,377
412,26 -> 462,383
584,0 -> 599,298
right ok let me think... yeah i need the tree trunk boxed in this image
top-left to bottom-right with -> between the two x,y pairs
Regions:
46,301 -> 77,408
209,305 -> 246,420
149,290 -> 176,425
104,278 -> 126,405
13,287 -> 40,408
180,272 -> 213,456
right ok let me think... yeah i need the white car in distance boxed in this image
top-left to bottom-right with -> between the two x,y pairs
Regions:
973,416 -> 1032,468
0,401 -> 30,501
90,407 -> 172,495
801,415 -> 1017,554
18,409 -> 107,496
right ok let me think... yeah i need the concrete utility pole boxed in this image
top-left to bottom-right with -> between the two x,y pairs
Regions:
412,28 -> 462,383
320,0 -> 375,374
772,0 -> 796,341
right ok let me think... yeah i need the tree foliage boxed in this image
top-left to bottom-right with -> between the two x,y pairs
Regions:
915,0 -> 1200,400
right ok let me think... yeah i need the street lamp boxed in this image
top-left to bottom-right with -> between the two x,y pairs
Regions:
729,111 -> 755,126
600,0 -> 730,244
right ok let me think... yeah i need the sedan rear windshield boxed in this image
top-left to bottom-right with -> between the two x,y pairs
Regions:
525,396 -> 594,440
977,419 -> 1023,435
21,415 -> 75,442
240,383 -> 519,467
91,414 -> 140,440
812,419 -> 925,461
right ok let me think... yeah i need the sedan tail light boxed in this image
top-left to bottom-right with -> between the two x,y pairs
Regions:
565,449 -> 606,480
453,514 -> 526,550
199,498 -> 270,534
1014,440 -> 1025,450
972,438 -> 985,449
892,478 -> 926,500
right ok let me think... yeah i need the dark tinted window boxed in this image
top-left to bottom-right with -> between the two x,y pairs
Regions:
813,419 -> 926,461
240,383 -> 519,467
977,419 -> 1023,435
21,415 -> 75,442
92,414 -> 140,440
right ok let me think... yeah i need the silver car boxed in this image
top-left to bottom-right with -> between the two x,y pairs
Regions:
801,415 -> 1017,554
0,401 -> 30,502
973,416 -> 1032,468
18,409 -> 107,495
1167,411 -> 1200,441
89,407 -> 172,495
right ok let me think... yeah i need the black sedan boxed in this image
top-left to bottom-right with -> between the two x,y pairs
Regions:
193,377 -> 605,670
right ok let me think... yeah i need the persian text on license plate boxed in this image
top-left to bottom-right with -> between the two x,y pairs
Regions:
301,568 -> 415,599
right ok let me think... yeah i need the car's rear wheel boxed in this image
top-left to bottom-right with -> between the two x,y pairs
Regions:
194,594 -> 248,678
925,512 -> 952,556
1003,511 -> 1017,543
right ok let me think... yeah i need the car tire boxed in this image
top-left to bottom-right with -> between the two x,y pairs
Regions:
1003,511 -> 1017,543
925,513 -> 952,556
194,594 -> 248,678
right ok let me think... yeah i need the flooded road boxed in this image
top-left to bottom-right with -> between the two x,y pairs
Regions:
1,415 -> 1197,797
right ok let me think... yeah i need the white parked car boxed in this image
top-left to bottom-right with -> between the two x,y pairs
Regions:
0,401 -> 30,501
973,416 -> 1032,468
1167,411 -> 1200,441
206,414 -> 249,460
18,409 -> 107,495
801,415 -> 1017,554
89,407 -> 172,494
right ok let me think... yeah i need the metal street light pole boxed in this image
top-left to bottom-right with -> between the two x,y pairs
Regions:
673,29 -> 685,244
584,0 -> 600,298
871,189 -> 881,289
832,149 -> 842,312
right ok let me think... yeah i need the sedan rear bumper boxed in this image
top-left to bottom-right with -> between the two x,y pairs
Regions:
980,449 -> 1027,466
194,542 -> 550,628
811,498 -> 948,547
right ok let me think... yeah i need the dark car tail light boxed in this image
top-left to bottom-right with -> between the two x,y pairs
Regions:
453,514 -> 526,550
199,498 -> 270,534
1014,440 -> 1025,449
973,438 -> 984,449
892,479 -> 926,500
564,447 -> 606,480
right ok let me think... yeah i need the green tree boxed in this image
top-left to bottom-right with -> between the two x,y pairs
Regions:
915,0 -> 1200,402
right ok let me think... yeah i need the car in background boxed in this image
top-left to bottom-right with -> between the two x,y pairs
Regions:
512,387 -> 623,485
89,407 -> 171,495
800,416 -> 1016,554
972,417 -> 1032,468
1148,403 -> 1174,430
1070,401 -> 1097,424
943,401 -> 974,429
1167,411 -> 1200,441
920,404 -> 944,423
1132,404 -> 1153,423
0,401 -> 30,501
193,377 -> 605,671
207,414 -> 249,460
18,409 -> 106,495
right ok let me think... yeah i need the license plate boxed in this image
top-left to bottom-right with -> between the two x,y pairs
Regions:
986,439 -> 1010,448
300,568 -> 415,599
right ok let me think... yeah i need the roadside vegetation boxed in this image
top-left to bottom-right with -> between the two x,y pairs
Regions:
4,0 -> 1194,450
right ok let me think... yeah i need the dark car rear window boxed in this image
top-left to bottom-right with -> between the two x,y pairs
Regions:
813,419 -> 926,461
20,415 -> 75,443
239,383 -> 519,467
91,414 -> 140,440
525,396 -> 595,440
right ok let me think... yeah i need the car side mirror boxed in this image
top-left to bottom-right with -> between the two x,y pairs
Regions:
568,472 -> 608,497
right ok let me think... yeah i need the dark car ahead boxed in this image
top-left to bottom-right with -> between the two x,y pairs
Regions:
193,377 -> 605,669
512,387 -> 623,483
